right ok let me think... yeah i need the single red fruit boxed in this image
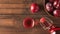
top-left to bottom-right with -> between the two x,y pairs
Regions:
53,0 -> 60,9
40,17 -> 46,23
30,3 -> 39,13
46,3 -> 53,12
23,17 -> 34,28
53,10 -> 60,17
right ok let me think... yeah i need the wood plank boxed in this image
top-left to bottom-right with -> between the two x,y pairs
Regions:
0,0 -> 24,4
0,9 -> 25,14
0,19 -> 16,27
0,4 -> 25,8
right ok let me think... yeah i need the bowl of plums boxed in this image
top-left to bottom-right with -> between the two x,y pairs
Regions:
45,0 -> 60,17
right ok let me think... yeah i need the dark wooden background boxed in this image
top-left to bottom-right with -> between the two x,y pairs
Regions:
0,0 -> 60,34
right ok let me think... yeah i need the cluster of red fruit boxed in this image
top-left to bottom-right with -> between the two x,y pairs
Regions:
46,0 -> 60,17
30,0 -> 60,17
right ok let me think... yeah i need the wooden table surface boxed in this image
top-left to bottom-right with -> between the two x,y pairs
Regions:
0,0 -> 60,34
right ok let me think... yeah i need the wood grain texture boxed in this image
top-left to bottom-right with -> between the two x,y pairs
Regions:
0,9 -> 26,14
0,4 -> 25,8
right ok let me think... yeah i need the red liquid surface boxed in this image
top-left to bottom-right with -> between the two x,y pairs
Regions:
23,18 -> 34,28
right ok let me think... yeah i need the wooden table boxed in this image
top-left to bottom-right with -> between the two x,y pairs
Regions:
0,0 -> 60,34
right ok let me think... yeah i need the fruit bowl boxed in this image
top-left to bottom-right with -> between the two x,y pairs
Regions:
44,0 -> 60,17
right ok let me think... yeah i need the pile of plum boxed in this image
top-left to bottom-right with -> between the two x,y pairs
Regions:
45,0 -> 60,17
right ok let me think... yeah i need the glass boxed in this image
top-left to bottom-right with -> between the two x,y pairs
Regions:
40,17 -> 54,30
23,17 -> 34,28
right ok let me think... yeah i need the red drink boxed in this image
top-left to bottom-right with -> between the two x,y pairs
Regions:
23,17 -> 34,28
